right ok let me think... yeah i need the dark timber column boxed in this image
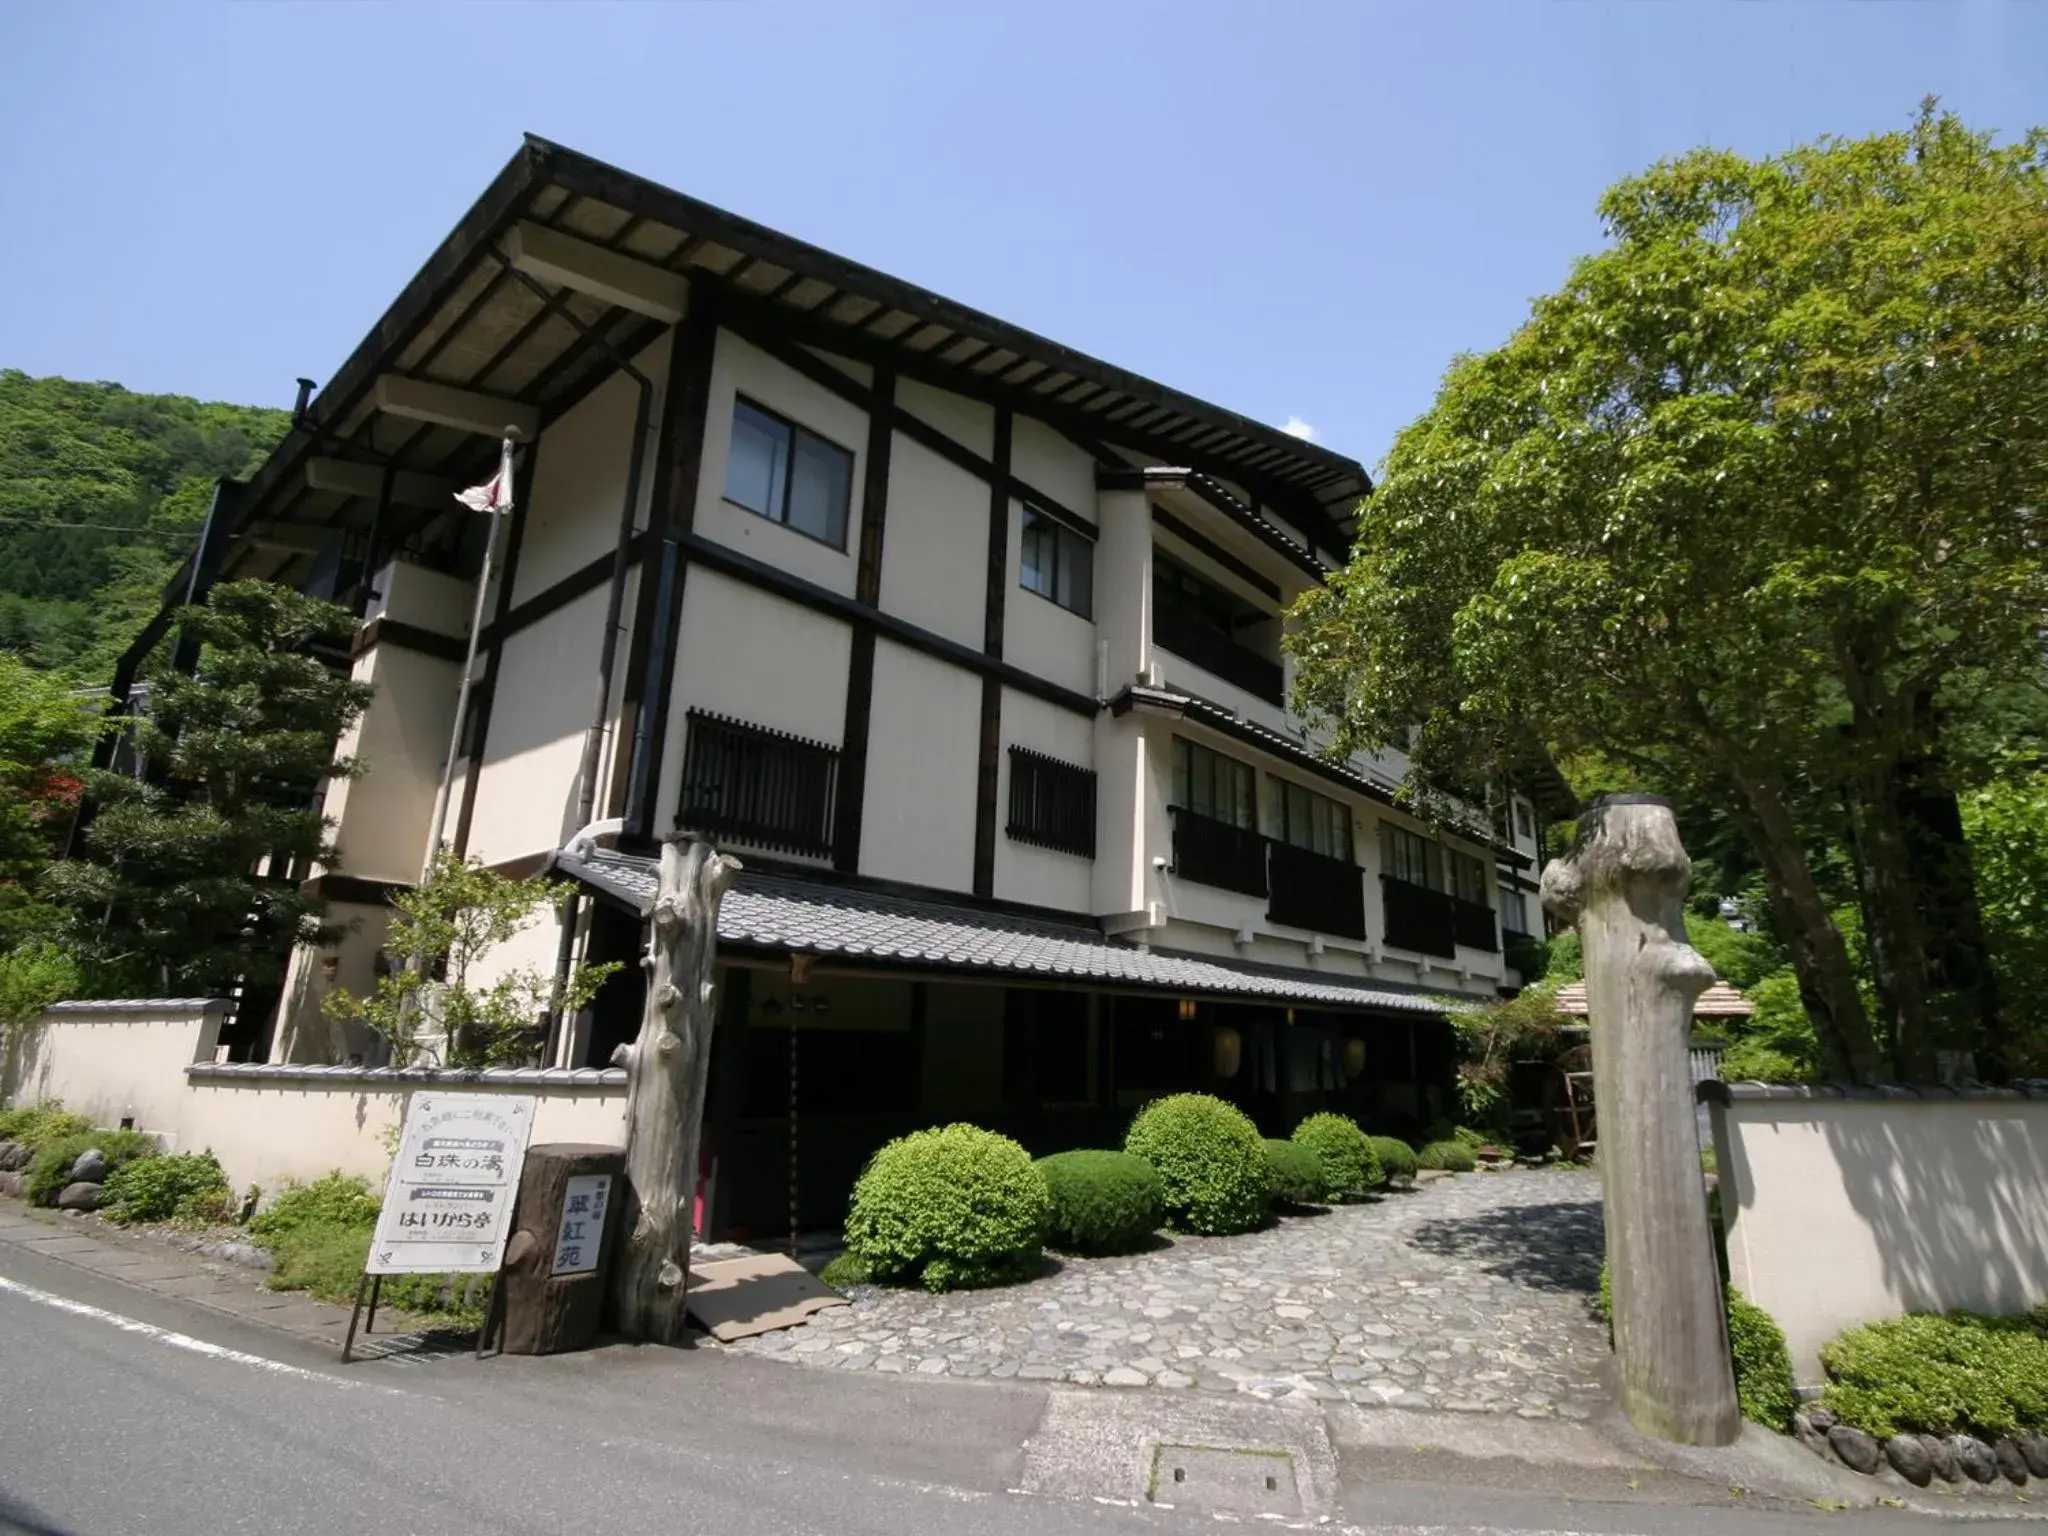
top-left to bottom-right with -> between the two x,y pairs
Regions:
833,369 -> 895,873
972,410 -> 1013,898
620,292 -> 721,849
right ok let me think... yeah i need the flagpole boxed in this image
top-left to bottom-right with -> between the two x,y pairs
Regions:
420,431 -> 517,883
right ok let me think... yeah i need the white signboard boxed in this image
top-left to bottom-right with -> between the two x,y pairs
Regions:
550,1174 -> 612,1276
368,1093 -> 535,1276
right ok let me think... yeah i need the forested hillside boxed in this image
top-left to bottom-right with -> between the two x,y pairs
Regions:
0,370 -> 289,682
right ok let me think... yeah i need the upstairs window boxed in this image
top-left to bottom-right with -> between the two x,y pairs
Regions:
1007,746 -> 1096,859
677,709 -> 839,859
1514,800 -> 1534,838
1171,737 -> 1257,830
1499,881 -> 1529,936
1379,822 -> 1441,890
1019,507 -> 1093,618
1266,777 -> 1353,862
1448,848 -> 1491,907
723,397 -> 853,549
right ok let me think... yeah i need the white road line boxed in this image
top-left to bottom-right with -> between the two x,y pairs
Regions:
0,1272 -> 374,1391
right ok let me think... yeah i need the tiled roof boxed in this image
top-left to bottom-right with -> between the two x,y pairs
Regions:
557,848 -> 1468,1014
1556,980 -> 1756,1018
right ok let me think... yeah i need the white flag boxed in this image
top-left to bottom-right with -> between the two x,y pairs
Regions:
455,436 -> 517,514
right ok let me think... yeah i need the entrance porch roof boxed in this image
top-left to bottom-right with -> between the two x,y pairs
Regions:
554,847 -> 1477,1015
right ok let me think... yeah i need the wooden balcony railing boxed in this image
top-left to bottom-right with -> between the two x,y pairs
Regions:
1380,875 -> 1457,959
1267,841 -> 1366,940
1451,896 -> 1500,953
1152,605 -> 1284,705
1169,806 -> 1269,897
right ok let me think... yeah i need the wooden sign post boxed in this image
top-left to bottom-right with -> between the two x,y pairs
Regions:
343,1091 -> 536,1362
1541,795 -> 1740,1446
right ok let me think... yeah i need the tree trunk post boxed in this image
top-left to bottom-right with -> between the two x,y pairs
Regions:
1541,795 -> 1739,1446
609,833 -> 741,1345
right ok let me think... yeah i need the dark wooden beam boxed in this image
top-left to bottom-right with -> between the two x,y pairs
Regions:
719,304 -> 1097,538
973,409 -> 1013,899
618,297 -> 718,844
833,368 -> 894,873
676,530 -> 1094,718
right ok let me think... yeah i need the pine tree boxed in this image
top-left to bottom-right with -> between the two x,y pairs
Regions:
45,580 -> 374,994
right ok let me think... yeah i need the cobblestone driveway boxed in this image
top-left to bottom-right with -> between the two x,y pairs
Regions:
729,1167 -> 1611,1416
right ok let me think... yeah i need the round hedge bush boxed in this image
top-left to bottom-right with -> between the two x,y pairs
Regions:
844,1124 -> 1049,1291
1263,1138 -> 1327,1206
1369,1135 -> 1419,1183
1037,1150 -> 1162,1254
1124,1093 -> 1269,1235
1291,1113 -> 1382,1198
104,1150 -> 232,1225
1416,1139 -> 1477,1174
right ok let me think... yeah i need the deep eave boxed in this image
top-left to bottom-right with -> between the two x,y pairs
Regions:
174,135 -> 1371,599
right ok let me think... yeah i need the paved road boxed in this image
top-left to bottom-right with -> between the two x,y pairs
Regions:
0,1243 -> 1971,1536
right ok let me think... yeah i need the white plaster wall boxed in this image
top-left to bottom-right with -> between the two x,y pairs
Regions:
992,687 -> 1095,913
513,332 -> 670,603
1713,1095 -> 2048,1381
185,1076 -> 624,1198
1004,499 -> 1099,699
654,567 -> 852,835
462,583 -> 610,864
1094,489 -> 1153,698
1011,414 -> 1095,523
3,1004 -> 225,1142
877,434 -> 987,651
1092,711 -> 1149,917
898,377 -> 993,460
695,331 -> 869,599
273,901 -> 393,1065
860,640 -> 979,892
327,643 -> 459,885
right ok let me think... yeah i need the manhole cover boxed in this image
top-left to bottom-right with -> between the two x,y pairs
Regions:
1148,1445 -> 1302,1517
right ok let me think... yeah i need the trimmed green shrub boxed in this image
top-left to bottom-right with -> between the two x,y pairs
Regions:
26,1129 -> 159,1204
1291,1113 -> 1382,1197
249,1173 -> 380,1239
1727,1289 -> 1798,1431
0,1102 -> 92,1149
1820,1313 -> 2048,1440
844,1123 -> 1050,1291
1369,1136 -> 1419,1183
1416,1139 -> 1477,1173
1124,1093 -> 1270,1236
104,1150 -> 231,1225
1597,1264 -> 1798,1430
1037,1150 -> 1162,1254
819,1252 -> 870,1288
1263,1138 -> 1327,1206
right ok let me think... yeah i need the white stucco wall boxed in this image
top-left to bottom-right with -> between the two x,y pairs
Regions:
1711,1090 -> 2048,1381
655,568 -> 852,837
1011,415 -> 1095,523
512,332 -> 670,603
4,1003 -> 625,1196
859,639 -> 979,892
327,643 -> 460,884
877,434 -> 987,651
695,331 -> 869,599
993,687 -> 1095,913
463,583 -> 614,864
1004,506 -> 1098,699
3,1002 -> 226,1140
898,376 -> 993,460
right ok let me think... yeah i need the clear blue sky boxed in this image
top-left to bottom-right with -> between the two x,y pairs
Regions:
2,2 -> 2041,469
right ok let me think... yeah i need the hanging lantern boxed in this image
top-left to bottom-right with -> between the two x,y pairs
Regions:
1343,1037 -> 1367,1077
1213,1024 -> 1242,1079
1177,997 -> 1197,1023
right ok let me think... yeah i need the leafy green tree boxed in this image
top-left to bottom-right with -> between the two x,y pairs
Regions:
0,653 -> 99,947
43,580 -> 373,995
1959,773 -> 2048,1075
322,852 -> 619,1068
1292,106 -> 2048,1083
